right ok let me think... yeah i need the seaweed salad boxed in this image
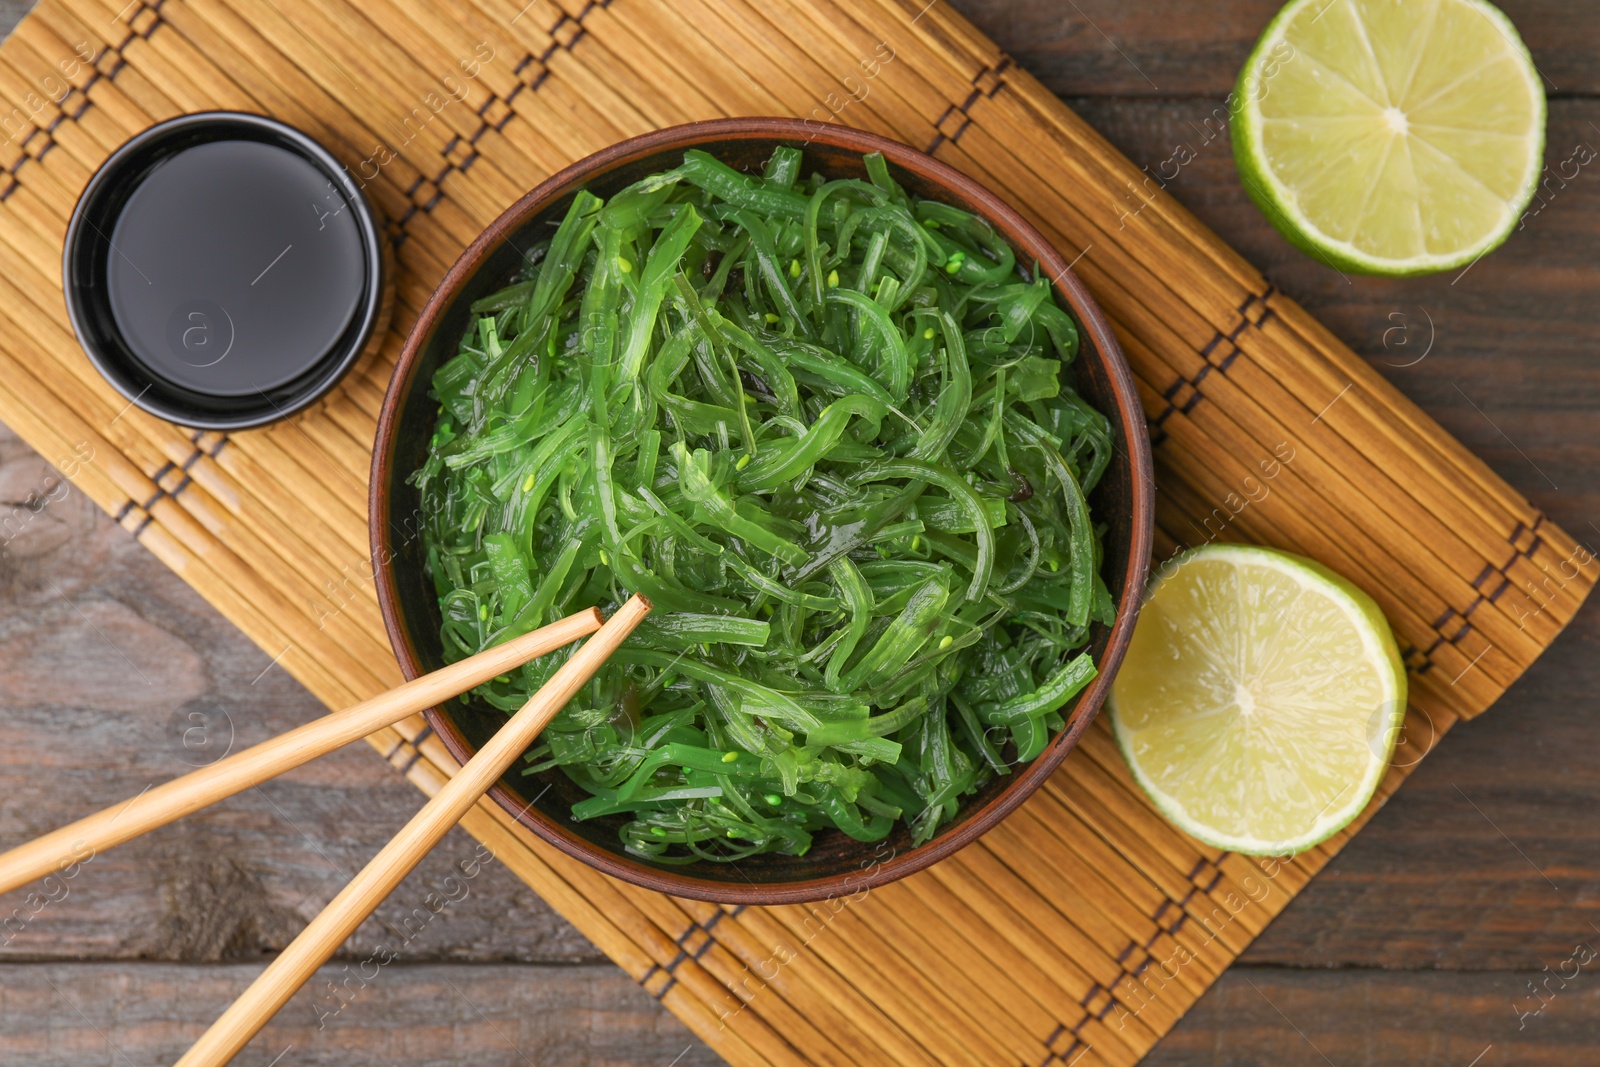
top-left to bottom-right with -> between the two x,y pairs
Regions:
412,146 -> 1116,862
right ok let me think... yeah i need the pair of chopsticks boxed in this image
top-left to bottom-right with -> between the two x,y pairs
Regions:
0,594 -> 651,1067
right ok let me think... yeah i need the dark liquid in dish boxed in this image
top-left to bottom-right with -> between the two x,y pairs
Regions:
106,139 -> 365,397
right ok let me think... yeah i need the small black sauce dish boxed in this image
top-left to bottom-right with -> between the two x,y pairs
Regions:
63,112 -> 390,430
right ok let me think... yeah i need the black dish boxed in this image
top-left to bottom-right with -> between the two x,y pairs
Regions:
63,112 -> 390,430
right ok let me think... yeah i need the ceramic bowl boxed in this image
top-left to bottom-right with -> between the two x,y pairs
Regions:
371,118 -> 1153,904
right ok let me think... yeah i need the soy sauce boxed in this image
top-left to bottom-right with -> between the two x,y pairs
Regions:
105,139 -> 366,397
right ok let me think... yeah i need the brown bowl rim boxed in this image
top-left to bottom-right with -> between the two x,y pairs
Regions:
371,117 -> 1154,905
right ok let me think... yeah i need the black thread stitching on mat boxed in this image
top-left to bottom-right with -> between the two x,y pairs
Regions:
1149,286 -> 1275,447
1033,1038 -> 1089,1067
1408,511 -> 1551,677
1032,1017 -> 1090,1066
392,724 -> 435,777
1029,981 -> 1100,1064
165,446 -> 202,499
639,907 -> 739,999
12,0 -> 150,167
393,745 -> 426,776
0,25 -> 147,199
391,0 -> 610,250
1057,1038 -> 1090,1065
112,432 -> 231,543
668,923 -> 718,964
924,57 -> 1012,155
649,961 -> 678,1001
412,723 -> 435,751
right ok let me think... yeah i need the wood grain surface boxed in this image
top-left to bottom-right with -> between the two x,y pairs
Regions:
1,1 -> 1597,1064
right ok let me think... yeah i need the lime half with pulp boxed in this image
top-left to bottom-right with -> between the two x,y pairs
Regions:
1109,544 -> 1407,855
1233,0 -> 1545,276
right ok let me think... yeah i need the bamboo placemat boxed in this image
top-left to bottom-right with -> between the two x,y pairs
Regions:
0,0 -> 1591,1063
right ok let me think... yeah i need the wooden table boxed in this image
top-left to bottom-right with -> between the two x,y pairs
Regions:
1,1 -> 1596,1063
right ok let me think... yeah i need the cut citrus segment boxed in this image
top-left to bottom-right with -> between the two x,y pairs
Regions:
1233,0 -> 1546,276
1108,545 -> 1406,855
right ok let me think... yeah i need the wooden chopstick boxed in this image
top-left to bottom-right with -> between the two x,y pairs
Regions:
172,593 -> 652,1067
0,607 -> 605,898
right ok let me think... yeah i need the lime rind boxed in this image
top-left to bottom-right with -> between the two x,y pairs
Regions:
1108,544 -> 1407,855
1232,0 -> 1546,277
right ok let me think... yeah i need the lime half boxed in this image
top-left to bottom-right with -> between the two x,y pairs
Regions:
1233,0 -> 1546,276
1109,545 -> 1406,855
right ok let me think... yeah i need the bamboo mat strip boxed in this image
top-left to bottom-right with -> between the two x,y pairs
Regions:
0,1 -> 1590,1065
